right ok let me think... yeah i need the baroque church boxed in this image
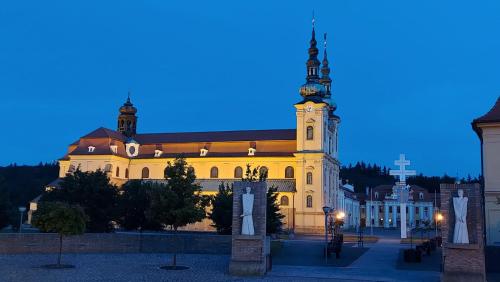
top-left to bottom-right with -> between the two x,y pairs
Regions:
30,24 -> 341,233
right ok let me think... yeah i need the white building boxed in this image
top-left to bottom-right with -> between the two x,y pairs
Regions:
361,185 -> 437,228
337,182 -> 360,229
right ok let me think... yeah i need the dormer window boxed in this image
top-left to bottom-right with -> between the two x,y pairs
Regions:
248,148 -> 256,156
88,146 -> 95,153
200,147 -> 208,157
110,145 -> 118,154
154,149 -> 163,157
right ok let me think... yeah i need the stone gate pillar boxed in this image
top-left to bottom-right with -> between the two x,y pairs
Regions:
441,183 -> 485,282
229,181 -> 269,276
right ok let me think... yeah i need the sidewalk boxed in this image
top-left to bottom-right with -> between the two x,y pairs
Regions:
269,238 -> 441,282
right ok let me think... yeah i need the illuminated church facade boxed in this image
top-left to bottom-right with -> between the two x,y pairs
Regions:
47,25 -> 341,233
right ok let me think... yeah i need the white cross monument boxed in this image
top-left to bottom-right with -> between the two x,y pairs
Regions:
389,154 -> 416,239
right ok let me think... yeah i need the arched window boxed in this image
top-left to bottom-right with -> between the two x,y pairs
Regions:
234,166 -> 243,178
280,196 -> 289,206
306,195 -> 313,208
306,126 -> 314,140
285,166 -> 294,178
375,192 -> 379,199
116,167 -> 120,177
259,166 -> 268,177
419,192 -> 424,200
306,172 -> 313,185
104,164 -> 113,173
141,167 -> 149,179
125,168 -> 129,178
210,166 -> 219,178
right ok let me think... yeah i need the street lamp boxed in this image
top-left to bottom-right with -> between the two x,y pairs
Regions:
322,206 -> 332,265
435,212 -> 443,240
18,207 -> 26,233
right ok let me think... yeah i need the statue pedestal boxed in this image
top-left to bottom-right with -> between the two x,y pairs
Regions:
440,184 -> 485,282
229,182 -> 269,276
229,235 -> 270,276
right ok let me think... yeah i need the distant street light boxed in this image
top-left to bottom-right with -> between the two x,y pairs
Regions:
18,207 -> 26,233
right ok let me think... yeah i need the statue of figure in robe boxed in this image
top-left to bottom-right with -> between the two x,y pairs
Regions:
241,187 -> 255,235
453,189 -> 469,244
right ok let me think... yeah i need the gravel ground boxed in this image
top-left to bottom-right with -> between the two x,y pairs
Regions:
0,253 -> 355,282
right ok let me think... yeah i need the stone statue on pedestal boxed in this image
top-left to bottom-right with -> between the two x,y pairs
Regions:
453,189 -> 469,244
241,187 -> 255,235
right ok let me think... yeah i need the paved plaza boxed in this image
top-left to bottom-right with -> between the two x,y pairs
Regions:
0,237 -> 442,282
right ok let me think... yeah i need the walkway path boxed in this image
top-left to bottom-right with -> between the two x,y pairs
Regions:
269,238 -> 441,282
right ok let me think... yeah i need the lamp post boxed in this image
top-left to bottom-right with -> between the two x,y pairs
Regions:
436,212 -> 443,242
18,207 -> 26,233
322,206 -> 332,265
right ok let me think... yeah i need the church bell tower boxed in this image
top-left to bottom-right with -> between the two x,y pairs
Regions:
117,94 -> 137,137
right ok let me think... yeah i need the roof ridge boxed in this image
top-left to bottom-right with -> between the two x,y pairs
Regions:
136,128 -> 296,136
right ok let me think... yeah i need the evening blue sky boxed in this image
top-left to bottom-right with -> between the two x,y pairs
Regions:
1,1 -> 499,176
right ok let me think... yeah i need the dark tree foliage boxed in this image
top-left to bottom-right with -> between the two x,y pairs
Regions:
208,183 -> 233,235
32,202 -> 86,266
0,162 -> 58,208
150,157 -> 209,231
266,185 -> 284,234
41,169 -> 119,232
0,177 -> 14,230
118,180 -> 162,231
340,161 -> 481,193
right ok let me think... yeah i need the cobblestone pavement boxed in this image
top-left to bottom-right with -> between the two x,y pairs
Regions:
0,253 -> 359,282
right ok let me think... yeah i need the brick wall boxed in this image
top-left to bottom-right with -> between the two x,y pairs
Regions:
440,183 -> 486,280
0,232 -> 231,255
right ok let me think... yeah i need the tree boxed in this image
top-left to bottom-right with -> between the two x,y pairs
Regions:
32,202 -> 87,267
208,183 -> 233,235
118,180 -> 161,231
266,185 -> 284,234
41,169 -> 119,232
242,164 -> 284,235
150,157 -> 208,268
0,184 -> 13,230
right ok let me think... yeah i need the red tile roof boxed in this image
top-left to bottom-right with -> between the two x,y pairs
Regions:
134,129 -> 296,144
473,97 -> 500,125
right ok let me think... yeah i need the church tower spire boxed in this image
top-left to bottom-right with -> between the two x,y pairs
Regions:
299,15 -> 326,100
320,33 -> 332,97
117,92 -> 138,137
306,16 -> 320,82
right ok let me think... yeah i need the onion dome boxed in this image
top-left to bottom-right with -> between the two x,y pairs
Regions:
119,95 -> 137,115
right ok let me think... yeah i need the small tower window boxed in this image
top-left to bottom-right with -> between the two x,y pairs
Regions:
234,166 -> 243,178
306,195 -> 313,208
306,172 -> 313,185
375,192 -> 379,199
141,167 -> 149,179
306,126 -> 314,140
419,192 -> 424,200
210,166 -> 219,178
280,196 -> 289,206
285,166 -> 294,178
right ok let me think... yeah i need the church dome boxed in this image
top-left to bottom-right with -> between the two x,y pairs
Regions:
299,81 -> 326,98
119,98 -> 137,115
